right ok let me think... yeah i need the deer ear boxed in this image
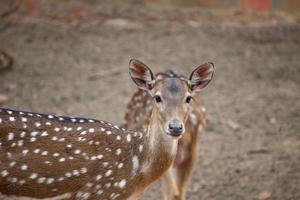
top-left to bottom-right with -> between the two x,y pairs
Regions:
129,59 -> 155,90
188,62 -> 214,92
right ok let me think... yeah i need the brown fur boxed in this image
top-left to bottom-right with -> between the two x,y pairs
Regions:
124,71 -> 207,200
0,108 -> 177,200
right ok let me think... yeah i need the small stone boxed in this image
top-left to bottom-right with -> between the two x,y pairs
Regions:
227,120 -> 240,131
0,94 -> 8,104
269,117 -> 276,124
258,191 -> 271,200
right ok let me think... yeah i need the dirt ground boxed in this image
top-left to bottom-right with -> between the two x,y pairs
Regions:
0,1 -> 299,200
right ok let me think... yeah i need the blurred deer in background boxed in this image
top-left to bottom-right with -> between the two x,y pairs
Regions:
0,59 -> 213,200
125,60 -> 214,200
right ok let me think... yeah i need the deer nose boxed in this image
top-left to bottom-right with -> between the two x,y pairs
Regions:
167,121 -> 184,137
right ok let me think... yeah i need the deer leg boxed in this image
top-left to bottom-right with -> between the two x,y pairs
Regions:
172,155 -> 196,200
171,130 -> 199,200
161,167 -> 181,200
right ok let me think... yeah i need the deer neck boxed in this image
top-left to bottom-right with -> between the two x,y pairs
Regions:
148,111 -> 177,155
139,108 -> 178,181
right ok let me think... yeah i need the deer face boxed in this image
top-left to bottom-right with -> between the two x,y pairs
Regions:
129,59 -> 214,137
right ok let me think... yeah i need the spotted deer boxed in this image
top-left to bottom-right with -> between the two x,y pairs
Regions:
124,61 -> 213,200
0,59 -> 214,200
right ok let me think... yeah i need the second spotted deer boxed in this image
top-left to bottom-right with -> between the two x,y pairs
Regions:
125,60 -> 214,200
0,59 -> 213,200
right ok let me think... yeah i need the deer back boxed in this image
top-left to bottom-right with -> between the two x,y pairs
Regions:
0,108 -> 147,200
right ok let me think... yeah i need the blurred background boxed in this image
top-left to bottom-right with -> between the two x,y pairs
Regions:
0,0 -> 299,199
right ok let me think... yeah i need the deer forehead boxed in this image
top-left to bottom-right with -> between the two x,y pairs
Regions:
155,78 -> 189,104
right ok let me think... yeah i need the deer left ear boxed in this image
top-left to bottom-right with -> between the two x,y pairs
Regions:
129,59 -> 155,90
188,62 -> 214,92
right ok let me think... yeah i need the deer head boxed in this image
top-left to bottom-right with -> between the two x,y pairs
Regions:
129,59 -> 214,138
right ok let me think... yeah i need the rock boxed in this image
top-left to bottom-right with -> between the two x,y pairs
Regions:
258,191 -> 271,200
227,119 -> 240,131
269,117 -> 277,124
0,94 -> 8,104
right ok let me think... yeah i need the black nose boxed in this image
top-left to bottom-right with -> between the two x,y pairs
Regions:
168,122 -> 184,136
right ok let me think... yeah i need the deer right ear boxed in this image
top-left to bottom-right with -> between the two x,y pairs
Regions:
129,59 -> 155,90
188,62 -> 214,92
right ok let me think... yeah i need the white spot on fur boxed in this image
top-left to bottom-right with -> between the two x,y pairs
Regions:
118,179 -> 126,188
46,122 -> 51,126
21,164 -> 28,171
29,173 -> 38,179
52,136 -> 58,141
72,170 -> 79,176
7,132 -> 14,141
96,190 -> 103,195
132,155 -> 139,174
116,148 -> 122,155
117,163 -> 124,169
37,177 -> 46,183
1,170 -> 9,177
46,178 -> 55,184
21,117 -> 27,122
88,128 -> 95,133
41,131 -> 48,136
105,170 -> 112,177
74,149 -> 81,154
189,113 -> 198,126
34,149 -> 40,154
22,149 -> 29,155
95,174 -> 102,181
139,145 -> 143,152
106,130 -> 112,135
17,140 -> 24,146
80,168 -> 87,174
31,131 -> 39,137
126,134 -> 132,142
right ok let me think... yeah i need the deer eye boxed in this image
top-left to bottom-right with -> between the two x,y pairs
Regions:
186,96 -> 192,103
154,95 -> 162,103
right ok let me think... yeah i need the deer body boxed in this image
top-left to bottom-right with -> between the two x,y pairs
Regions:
0,108 -> 179,200
0,59 -> 214,200
124,71 -> 207,200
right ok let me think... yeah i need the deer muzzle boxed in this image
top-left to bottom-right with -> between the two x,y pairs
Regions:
166,120 -> 185,137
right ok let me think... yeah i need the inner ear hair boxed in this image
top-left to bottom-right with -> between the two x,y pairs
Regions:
188,62 -> 214,92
